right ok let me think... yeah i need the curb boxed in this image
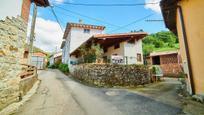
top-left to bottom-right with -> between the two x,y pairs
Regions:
0,80 -> 41,115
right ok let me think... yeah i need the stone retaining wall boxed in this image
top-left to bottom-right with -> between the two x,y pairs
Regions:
0,16 -> 27,110
72,64 -> 150,87
20,74 -> 38,96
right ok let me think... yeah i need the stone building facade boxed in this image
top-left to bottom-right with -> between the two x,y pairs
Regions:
0,16 -> 27,110
0,0 -> 49,111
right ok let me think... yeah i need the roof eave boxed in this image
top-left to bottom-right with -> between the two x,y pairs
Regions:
160,0 -> 178,35
34,0 -> 50,7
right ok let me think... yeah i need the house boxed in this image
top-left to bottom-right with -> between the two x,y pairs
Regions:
31,52 -> 47,69
49,52 -> 62,65
149,50 -> 183,77
61,22 -> 105,65
160,0 -> 204,95
70,32 -> 147,65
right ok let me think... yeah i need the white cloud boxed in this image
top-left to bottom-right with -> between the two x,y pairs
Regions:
55,0 -> 64,3
145,0 -> 161,13
52,0 -> 74,4
27,16 -> 63,52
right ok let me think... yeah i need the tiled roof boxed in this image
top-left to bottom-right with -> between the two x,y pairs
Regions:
63,22 -> 105,39
32,52 -> 47,57
34,0 -> 50,7
93,32 -> 147,39
150,50 -> 178,57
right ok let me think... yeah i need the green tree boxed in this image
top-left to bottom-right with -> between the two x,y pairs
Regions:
79,44 -> 103,63
142,31 -> 179,55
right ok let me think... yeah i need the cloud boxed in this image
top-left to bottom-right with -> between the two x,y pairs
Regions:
55,0 -> 64,3
52,0 -> 74,4
27,16 -> 63,52
145,0 -> 161,13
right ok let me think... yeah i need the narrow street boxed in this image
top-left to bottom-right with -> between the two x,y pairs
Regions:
16,69 -> 182,115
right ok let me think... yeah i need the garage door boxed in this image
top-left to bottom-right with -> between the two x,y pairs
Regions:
31,56 -> 44,69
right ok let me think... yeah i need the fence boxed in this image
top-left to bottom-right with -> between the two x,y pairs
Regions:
70,56 -> 141,65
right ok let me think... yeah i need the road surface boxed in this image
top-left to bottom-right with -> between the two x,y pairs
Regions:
16,69 -> 182,115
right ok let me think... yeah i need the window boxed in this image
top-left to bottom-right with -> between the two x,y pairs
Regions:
137,53 -> 142,62
23,51 -> 28,58
104,48 -> 108,53
84,29 -> 90,33
114,44 -> 120,49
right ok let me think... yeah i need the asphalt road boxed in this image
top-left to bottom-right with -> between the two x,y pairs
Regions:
16,69 -> 182,115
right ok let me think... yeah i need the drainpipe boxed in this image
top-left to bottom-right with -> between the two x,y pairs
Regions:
177,5 -> 195,95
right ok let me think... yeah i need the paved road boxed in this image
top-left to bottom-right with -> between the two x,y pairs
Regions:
16,69 -> 182,115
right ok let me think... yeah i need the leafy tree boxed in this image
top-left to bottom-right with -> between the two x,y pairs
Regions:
142,31 -> 178,56
143,44 -> 154,56
79,44 -> 103,63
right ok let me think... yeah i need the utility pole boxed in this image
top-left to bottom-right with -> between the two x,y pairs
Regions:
28,4 -> 37,64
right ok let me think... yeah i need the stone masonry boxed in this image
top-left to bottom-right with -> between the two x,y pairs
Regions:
72,64 -> 150,87
0,16 -> 27,110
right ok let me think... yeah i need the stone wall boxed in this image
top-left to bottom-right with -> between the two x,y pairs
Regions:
72,64 -> 150,87
20,74 -> 38,96
0,16 -> 27,110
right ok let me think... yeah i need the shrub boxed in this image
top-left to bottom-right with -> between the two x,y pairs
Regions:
49,63 -> 59,69
58,63 -> 69,73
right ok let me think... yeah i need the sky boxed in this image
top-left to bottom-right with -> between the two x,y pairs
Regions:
28,0 -> 168,53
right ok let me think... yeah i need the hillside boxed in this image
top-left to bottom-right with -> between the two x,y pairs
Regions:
142,31 -> 179,56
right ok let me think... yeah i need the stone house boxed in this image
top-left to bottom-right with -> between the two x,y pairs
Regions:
70,32 -> 147,65
160,0 -> 204,95
148,50 -> 183,77
0,0 -> 49,111
61,22 -> 105,65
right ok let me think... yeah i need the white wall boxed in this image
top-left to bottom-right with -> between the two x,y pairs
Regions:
63,27 -> 104,65
135,39 -> 143,64
104,42 -> 125,57
69,27 -> 104,53
124,39 -> 143,64
104,39 -> 143,64
0,0 -> 23,20
62,40 -> 69,64
49,56 -> 54,65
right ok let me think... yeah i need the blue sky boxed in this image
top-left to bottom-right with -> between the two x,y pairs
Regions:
29,0 -> 168,52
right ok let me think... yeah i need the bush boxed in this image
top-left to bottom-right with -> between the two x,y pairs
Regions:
49,63 -> 59,69
58,63 -> 69,73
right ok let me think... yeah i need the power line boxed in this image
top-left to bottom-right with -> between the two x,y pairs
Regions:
108,13 -> 155,33
146,19 -> 164,22
53,2 -> 159,7
54,10 -> 119,30
50,6 -> 64,32
53,5 -> 126,29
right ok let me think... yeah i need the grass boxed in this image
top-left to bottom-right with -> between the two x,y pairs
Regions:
154,43 -> 179,52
